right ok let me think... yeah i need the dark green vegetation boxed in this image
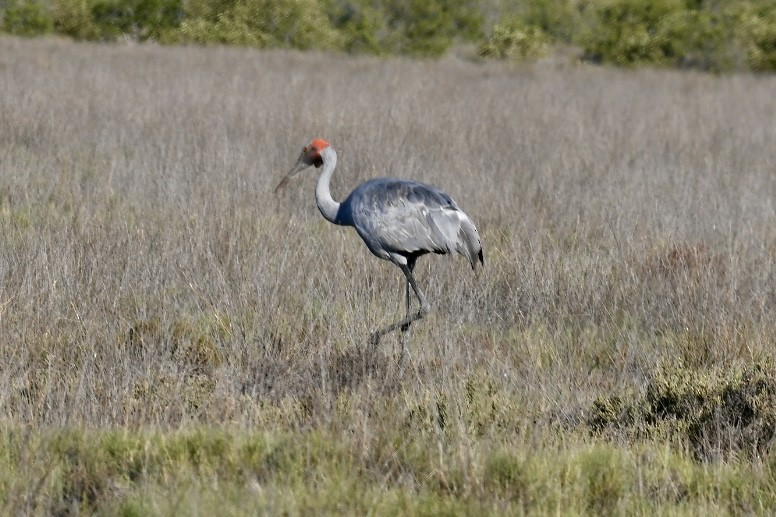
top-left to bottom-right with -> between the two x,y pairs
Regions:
2,0 -> 776,71
1,37 -> 776,513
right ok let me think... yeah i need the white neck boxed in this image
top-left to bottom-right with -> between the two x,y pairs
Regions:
315,146 -> 341,224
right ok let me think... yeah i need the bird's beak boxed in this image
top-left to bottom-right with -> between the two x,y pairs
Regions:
274,159 -> 309,193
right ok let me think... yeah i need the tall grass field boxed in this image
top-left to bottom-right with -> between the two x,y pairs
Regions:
1,36 -> 775,514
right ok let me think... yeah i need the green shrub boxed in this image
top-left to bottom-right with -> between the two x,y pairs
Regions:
3,0 -> 55,36
176,0 -> 343,49
588,362 -> 776,461
378,0 -> 483,57
479,17 -> 549,61
578,0 -> 776,72
656,9 -> 732,71
89,0 -> 137,39
580,0 -> 689,67
328,0 -> 385,54
516,0 -> 585,43
128,0 -> 183,40
734,3 -> 776,72
54,0 -> 102,40
53,0 -> 181,41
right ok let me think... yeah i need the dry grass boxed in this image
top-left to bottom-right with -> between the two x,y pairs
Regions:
1,36 -> 775,513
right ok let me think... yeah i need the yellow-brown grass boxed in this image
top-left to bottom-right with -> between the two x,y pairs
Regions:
1,36 -> 775,513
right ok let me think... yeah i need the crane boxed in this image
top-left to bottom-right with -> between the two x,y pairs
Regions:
275,138 -> 483,368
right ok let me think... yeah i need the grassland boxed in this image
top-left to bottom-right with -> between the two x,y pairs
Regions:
1,36 -> 775,514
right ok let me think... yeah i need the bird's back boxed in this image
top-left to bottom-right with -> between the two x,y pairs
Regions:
339,178 -> 484,269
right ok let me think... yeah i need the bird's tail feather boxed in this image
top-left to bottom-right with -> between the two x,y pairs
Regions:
427,207 -> 483,270
456,214 -> 483,270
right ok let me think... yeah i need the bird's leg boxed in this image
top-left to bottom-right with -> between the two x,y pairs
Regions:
400,279 -> 411,332
400,259 -> 417,334
399,279 -> 411,372
370,264 -> 430,346
398,260 -> 420,371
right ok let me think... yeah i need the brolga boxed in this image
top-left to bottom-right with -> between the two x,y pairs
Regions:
275,139 -> 483,368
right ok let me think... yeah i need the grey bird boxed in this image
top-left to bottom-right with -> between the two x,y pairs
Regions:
275,139 -> 483,368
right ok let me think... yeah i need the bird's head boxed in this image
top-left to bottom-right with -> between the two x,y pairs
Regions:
274,139 -> 331,193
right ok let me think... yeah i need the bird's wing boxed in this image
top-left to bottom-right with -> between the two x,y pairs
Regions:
347,179 -> 483,269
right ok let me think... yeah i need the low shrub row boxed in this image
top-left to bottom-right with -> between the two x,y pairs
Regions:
2,0 -> 774,70
1,0 -> 482,57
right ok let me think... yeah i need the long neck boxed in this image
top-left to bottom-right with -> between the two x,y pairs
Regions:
315,146 -> 342,224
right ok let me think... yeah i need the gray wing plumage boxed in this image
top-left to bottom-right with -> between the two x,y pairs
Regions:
341,178 -> 483,269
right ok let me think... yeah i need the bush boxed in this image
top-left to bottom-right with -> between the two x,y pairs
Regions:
734,3 -> 776,72
53,0 -> 182,41
54,0 -> 102,40
328,0 -> 385,54
88,0 -> 137,39
130,0 -> 183,39
3,0 -> 55,36
479,18 -> 549,61
176,0 -> 343,49
580,0 -> 690,67
514,0 -> 584,44
588,362 -> 776,461
578,0 -> 776,72
378,0 -> 483,57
